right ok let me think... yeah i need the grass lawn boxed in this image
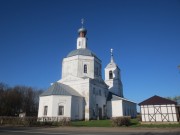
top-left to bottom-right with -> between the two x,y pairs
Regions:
71,119 -> 180,128
71,120 -> 112,127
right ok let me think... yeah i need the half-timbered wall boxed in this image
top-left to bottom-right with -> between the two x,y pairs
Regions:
140,104 -> 178,122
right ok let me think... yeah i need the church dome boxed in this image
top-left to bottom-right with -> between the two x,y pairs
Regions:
78,27 -> 87,35
67,48 -> 98,58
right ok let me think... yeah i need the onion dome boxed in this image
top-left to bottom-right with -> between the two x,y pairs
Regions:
78,18 -> 87,37
78,27 -> 87,35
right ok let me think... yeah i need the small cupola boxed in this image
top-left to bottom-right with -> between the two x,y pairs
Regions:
78,19 -> 87,37
77,19 -> 87,49
78,28 -> 87,37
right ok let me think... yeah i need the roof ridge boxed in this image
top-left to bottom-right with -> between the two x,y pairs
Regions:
139,95 -> 177,105
40,82 -> 82,97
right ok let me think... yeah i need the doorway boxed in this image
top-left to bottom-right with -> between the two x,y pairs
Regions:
99,108 -> 102,120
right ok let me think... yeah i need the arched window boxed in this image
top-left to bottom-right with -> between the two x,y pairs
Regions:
44,106 -> 48,116
84,64 -> 87,73
109,71 -> 113,79
93,88 -> 95,95
58,105 -> 64,115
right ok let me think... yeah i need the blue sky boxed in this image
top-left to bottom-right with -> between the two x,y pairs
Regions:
0,0 -> 180,104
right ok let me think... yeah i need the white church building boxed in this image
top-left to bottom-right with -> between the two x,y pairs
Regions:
38,23 -> 137,120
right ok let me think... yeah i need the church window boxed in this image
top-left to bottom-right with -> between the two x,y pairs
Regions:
84,64 -> 87,73
96,90 -> 99,95
93,109 -> 96,116
103,105 -> 106,117
93,88 -> 95,95
109,71 -> 113,79
99,89 -> 101,96
104,90 -> 107,97
58,106 -> 64,115
96,104 -> 98,116
44,106 -> 48,116
95,67 -> 98,76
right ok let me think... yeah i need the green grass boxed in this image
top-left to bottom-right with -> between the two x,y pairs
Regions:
129,118 -> 140,126
71,120 -> 112,127
72,119 -> 139,127
71,119 -> 180,128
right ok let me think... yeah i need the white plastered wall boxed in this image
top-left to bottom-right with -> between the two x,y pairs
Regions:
62,55 -> 94,79
122,100 -> 137,118
71,96 -> 84,120
89,82 -> 108,119
59,78 -> 90,120
107,100 -> 123,118
62,55 -> 102,80
38,95 -> 72,118
107,98 -> 137,118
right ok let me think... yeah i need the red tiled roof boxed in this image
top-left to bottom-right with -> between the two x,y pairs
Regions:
138,95 -> 177,106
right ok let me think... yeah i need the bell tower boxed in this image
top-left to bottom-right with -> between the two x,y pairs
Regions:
105,49 -> 123,97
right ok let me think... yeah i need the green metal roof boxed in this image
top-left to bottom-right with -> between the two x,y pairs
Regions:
67,48 -> 98,58
40,82 -> 82,97
105,62 -> 117,69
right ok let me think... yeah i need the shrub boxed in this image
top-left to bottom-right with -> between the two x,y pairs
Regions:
0,116 -> 71,127
0,116 -> 38,126
23,117 -> 38,126
136,115 -> 142,122
37,117 -> 71,126
111,116 -> 131,127
59,117 -> 71,126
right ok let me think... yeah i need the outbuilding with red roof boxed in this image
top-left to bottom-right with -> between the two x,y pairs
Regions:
139,95 -> 180,123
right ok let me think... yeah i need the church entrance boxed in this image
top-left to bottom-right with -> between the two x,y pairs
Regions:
98,108 -> 102,120
96,104 -> 102,120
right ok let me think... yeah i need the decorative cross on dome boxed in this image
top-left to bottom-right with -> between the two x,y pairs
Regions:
110,48 -> 114,63
81,18 -> 84,28
111,48 -> 113,56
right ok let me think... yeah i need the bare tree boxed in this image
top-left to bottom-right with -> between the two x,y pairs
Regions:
166,96 -> 180,105
178,65 -> 180,73
0,82 -> 44,116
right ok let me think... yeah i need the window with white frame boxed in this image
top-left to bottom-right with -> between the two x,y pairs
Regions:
109,70 -> 113,79
58,105 -> 64,115
44,106 -> 48,116
84,64 -> 87,73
